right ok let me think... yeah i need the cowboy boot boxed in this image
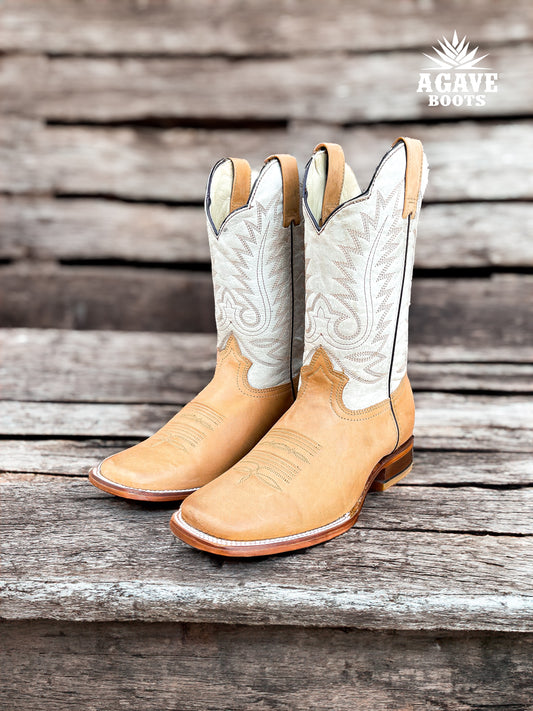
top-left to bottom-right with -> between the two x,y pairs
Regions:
89,154 -> 304,501
171,137 -> 428,553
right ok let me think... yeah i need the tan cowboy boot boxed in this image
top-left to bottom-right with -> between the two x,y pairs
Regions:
89,154 -> 304,501
171,137 -> 428,553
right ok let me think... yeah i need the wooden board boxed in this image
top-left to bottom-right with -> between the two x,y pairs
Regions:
3,119 -> 533,203
2,197 -> 533,269
0,0 -> 530,704
1,476 -> 532,630
0,266 -> 531,340
0,197 -> 208,263
1,330 -> 532,404
2,442 -> 532,489
1,0 -> 531,55
0,393 -> 530,451
1,44 -> 531,123
0,440 -> 134,476
0,265 -> 217,332
2,620 -> 532,711
2,473 -> 532,534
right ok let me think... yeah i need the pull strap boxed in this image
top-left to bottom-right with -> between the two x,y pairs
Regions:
228,157 -> 252,213
264,154 -> 301,226
313,142 -> 346,226
393,137 -> 424,219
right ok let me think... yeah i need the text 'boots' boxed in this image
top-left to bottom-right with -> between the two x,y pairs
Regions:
171,137 -> 429,554
89,154 -> 304,501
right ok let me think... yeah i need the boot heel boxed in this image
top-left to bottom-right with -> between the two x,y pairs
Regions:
370,438 -> 413,492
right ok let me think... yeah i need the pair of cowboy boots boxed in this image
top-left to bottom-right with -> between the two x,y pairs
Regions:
89,138 -> 429,557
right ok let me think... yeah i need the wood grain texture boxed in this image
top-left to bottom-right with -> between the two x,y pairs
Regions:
2,621 -> 532,711
0,440 -> 134,476
0,266 -> 530,341
1,0 -> 531,55
0,0 -> 530,698
1,477 -> 532,630
3,119 -> 533,203
0,197 -> 208,262
2,442 -> 531,489
1,44 -> 531,122
1,330 -> 532,403
3,197 -> 533,269
418,201 -> 533,268
3,473 -> 532,535
0,265 -> 217,331
0,393 -> 530,451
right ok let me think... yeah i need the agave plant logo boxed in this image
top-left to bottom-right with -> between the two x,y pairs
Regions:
423,31 -> 490,71
417,31 -> 498,107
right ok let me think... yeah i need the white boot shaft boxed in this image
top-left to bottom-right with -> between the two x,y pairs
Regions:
302,139 -> 429,409
206,156 -> 304,389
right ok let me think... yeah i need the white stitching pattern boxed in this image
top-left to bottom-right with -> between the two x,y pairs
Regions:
93,461 -> 198,494
174,509 -> 352,547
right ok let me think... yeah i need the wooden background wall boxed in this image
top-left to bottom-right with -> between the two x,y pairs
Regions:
2,5 -> 533,708
1,0 -> 532,344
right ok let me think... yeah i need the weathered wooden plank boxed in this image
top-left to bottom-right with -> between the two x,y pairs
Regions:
0,394 -> 530,452
412,393 -> 533,453
0,197 -> 208,262
2,470 -> 531,534
0,265 -> 217,331
0,329 -> 217,403
367,486 -> 533,534
1,44 -> 531,122
409,275 -> 533,348
1,442 -> 531,488
0,119 -> 287,202
418,202 -> 533,268
0,401 -> 176,438
410,451 -> 533,487
1,441 -> 530,490
0,266 -> 531,342
2,621 -> 532,711
3,197 -> 533,269
0,440 -> 132,477
1,330 -> 531,403
1,0 -> 531,55
409,361 -> 533,393
1,478 -> 532,629
3,119 -> 533,203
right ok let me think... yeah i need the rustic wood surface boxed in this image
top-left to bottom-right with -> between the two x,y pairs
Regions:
4,119 -> 533,203
1,330 -> 532,403
3,197 -> 533,268
2,621 -> 533,711
1,393 -> 530,451
1,0 -> 532,706
2,445 -> 532,487
2,45 -> 532,123
4,473 -> 533,535
1,269 -> 531,336
2,476 -> 533,631
2,0 -> 532,55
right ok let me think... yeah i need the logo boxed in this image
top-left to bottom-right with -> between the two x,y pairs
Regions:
417,31 -> 498,107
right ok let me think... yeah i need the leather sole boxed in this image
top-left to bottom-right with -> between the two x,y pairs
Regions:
89,463 -> 197,502
170,437 -> 414,556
